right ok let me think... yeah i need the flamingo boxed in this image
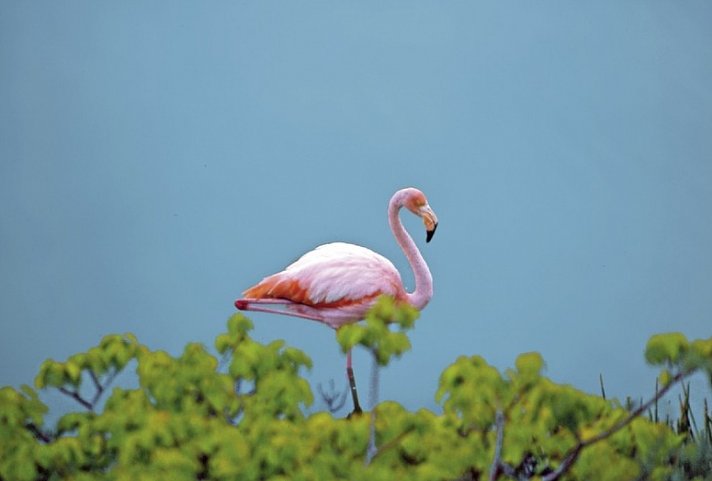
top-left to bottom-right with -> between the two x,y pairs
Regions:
235,187 -> 438,413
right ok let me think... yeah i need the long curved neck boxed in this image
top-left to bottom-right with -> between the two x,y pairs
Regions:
388,192 -> 433,310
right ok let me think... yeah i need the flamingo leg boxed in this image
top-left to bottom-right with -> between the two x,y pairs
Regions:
346,349 -> 363,416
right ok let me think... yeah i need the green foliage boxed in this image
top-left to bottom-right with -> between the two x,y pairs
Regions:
336,296 -> 419,365
1,302 -> 711,481
645,334 -> 712,387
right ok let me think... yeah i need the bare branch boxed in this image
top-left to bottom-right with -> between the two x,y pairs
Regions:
25,423 -> 53,444
58,387 -> 93,411
540,444 -> 583,481
489,410 -> 505,481
89,370 -> 101,392
89,369 -> 119,407
542,368 -> 696,481
317,379 -> 348,413
57,368 -> 120,412
369,426 -> 416,463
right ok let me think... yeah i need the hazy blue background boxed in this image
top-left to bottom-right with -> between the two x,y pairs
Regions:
2,1 -> 711,418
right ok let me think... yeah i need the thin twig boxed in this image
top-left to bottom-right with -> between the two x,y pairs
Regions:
540,443 -> 583,481
369,426 -> 417,463
682,382 -> 698,436
25,423 -> 53,444
704,398 -> 712,445
58,368 -> 119,411
599,373 -> 606,400
653,377 -> 659,423
489,410 -> 505,481
59,387 -> 93,411
90,369 -> 118,407
317,380 -> 348,413
89,370 -> 101,392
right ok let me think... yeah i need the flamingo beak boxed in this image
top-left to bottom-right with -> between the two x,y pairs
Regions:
420,205 -> 438,243
426,223 -> 438,243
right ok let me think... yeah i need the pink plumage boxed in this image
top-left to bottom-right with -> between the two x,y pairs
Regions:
235,187 -> 438,329
240,242 -> 407,328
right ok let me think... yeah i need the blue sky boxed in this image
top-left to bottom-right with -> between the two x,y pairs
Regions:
1,1 -> 711,417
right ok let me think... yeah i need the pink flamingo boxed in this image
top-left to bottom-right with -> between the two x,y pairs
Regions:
235,187 -> 438,413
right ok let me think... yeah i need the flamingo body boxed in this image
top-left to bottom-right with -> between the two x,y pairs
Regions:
239,242 -> 407,328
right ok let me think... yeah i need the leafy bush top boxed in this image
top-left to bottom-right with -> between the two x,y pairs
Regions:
2,298 -> 711,480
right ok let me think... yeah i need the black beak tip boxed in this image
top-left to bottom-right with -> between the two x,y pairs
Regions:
426,223 -> 438,243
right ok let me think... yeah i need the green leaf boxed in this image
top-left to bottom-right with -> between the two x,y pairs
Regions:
227,313 -> 253,337
45,361 -> 66,388
515,352 -> 544,378
65,361 -> 82,386
645,333 -> 689,365
336,325 -> 364,352
57,412 -> 92,434
658,369 -> 672,387
215,333 -> 233,354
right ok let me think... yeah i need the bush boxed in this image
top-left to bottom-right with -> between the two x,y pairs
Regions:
1,298 -> 711,480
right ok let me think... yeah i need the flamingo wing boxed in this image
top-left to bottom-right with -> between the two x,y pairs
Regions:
242,242 -> 405,307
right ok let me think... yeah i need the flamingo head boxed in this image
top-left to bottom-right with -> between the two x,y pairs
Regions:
403,188 -> 439,243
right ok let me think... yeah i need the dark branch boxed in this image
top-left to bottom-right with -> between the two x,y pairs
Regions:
540,443 -> 583,481
59,387 -> 93,411
89,370 -> 101,392
369,426 -> 416,463
57,368 -> 119,412
317,380 -> 348,413
25,422 -> 53,444
541,368 -> 696,481
581,368 -> 693,449
90,369 -> 119,407
599,373 -> 606,400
